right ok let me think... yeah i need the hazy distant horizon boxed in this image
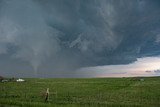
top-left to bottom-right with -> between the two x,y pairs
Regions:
1,56 -> 160,78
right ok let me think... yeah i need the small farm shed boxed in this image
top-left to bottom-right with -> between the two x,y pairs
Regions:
16,78 -> 25,82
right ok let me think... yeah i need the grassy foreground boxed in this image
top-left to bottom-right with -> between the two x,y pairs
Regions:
0,77 -> 160,107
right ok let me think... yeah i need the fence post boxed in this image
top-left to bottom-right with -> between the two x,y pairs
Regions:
45,88 -> 49,102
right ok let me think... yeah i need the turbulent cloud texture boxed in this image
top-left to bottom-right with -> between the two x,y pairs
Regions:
0,0 -> 160,77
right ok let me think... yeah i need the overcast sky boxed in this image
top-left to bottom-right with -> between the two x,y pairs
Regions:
0,0 -> 160,77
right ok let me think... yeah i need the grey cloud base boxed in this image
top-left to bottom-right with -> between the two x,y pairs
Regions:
0,0 -> 160,77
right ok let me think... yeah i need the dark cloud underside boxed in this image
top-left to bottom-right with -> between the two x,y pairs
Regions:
0,0 -> 160,77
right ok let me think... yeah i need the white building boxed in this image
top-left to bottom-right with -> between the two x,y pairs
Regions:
16,78 -> 25,82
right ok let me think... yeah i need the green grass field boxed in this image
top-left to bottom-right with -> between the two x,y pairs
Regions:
0,77 -> 160,107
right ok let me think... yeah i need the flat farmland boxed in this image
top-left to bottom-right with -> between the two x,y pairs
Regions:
0,77 -> 160,107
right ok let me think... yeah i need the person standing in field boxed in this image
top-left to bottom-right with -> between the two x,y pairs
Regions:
45,88 -> 49,102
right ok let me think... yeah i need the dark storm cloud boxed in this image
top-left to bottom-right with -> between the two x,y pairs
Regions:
0,0 -> 160,77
